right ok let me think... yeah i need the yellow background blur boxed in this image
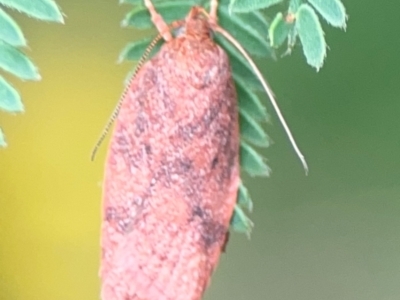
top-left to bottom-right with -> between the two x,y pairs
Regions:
1,1 -> 400,300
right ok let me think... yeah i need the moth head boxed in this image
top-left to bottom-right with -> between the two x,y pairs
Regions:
181,6 -> 213,40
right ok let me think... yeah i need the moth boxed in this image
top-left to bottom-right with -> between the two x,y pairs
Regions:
95,0 -> 307,299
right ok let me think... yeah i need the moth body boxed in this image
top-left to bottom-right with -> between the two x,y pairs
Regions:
101,7 -> 239,300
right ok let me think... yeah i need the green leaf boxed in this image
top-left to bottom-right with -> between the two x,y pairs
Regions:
0,40 -> 40,80
122,1 -> 192,28
239,109 -> 270,147
237,182 -> 253,211
214,35 -> 264,91
289,0 -> 302,13
286,24 -> 298,50
0,127 -> 6,147
229,0 -> 282,13
235,75 -> 268,120
269,12 -> 293,48
0,8 -> 26,46
230,204 -> 253,236
296,4 -> 326,70
0,0 -> 64,23
218,5 -> 272,57
285,0 -> 300,55
120,0 -> 198,4
240,141 -> 270,177
308,0 -> 347,28
232,10 -> 270,37
0,76 -> 23,112
118,36 -> 163,62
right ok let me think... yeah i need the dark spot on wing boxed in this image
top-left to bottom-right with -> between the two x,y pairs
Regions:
189,204 -> 228,250
211,155 -> 218,169
145,144 -> 152,154
200,220 -> 227,249
104,196 -> 145,234
135,112 -> 148,136
192,205 -> 204,218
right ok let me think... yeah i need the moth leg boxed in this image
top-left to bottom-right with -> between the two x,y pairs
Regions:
209,0 -> 218,24
221,231 -> 230,253
144,0 -> 173,41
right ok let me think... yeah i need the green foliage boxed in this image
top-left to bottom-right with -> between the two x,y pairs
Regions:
232,180 -> 255,236
296,4 -> 326,70
235,9 -> 270,36
0,75 -> 23,112
308,0 -> 347,28
269,12 -> 293,48
237,182 -> 253,211
118,0 -> 347,234
229,0 -> 282,13
239,109 -> 270,148
267,0 -> 347,69
235,76 -> 268,120
0,8 -> 26,46
118,36 -> 163,62
240,141 -> 271,177
217,4 -> 272,57
0,0 -> 63,22
230,204 -> 253,236
122,1 -> 193,28
0,40 -> 40,80
0,0 -> 63,147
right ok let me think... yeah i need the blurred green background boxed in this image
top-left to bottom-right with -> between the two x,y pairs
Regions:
1,1 -> 399,299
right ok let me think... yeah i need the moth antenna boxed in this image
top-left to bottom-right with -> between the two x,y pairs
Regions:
209,0 -> 218,22
144,0 -> 173,41
214,25 -> 309,174
91,34 -> 163,161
